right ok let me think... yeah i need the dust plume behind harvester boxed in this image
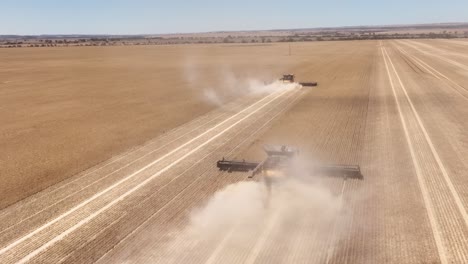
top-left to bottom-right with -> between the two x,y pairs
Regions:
216,145 -> 362,180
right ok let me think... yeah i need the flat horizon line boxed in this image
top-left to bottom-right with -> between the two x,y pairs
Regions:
1,21 -> 468,37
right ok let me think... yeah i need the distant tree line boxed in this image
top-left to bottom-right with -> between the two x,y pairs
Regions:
0,31 -> 467,48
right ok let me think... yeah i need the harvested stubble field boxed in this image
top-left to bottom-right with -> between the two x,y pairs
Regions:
0,43 -> 299,208
0,39 -> 468,263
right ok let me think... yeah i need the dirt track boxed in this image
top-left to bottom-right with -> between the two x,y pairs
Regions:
1,40 -> 468,263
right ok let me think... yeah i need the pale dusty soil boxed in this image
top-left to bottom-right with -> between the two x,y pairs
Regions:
0,40 -> 467,263
97,40 -> 468,263
0,43 -> 307,209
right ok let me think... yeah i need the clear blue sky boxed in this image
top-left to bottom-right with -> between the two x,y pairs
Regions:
1,0 -> 467,35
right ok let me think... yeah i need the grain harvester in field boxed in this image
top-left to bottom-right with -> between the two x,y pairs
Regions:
280,74 -> 318,87
216,145 -> 362,180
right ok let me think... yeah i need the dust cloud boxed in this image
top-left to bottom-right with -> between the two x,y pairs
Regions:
159,157 -> 346,263
183,60 -> 300,106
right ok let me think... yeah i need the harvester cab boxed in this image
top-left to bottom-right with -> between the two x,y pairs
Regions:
250,145 -> 298,178
280,74 -> 295,83
216,145 -> 362,180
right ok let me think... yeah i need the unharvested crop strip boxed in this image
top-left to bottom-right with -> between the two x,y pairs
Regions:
381,45 -> 448,264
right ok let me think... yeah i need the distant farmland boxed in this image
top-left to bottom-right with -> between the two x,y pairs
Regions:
1,39 -> 468,263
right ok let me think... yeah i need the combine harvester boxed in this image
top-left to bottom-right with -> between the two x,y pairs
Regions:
280,74 -> 318,87
216,75 -> 359,181
217,145 -> 362,180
